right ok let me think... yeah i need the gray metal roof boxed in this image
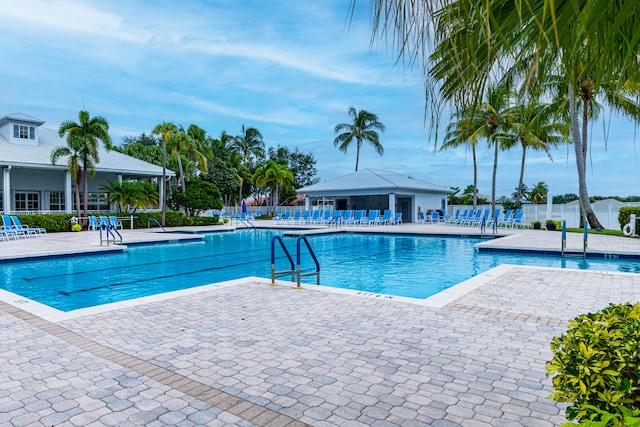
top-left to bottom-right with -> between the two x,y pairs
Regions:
0,124 -> 171,176
298,169 -> 453,195
0,112 -> 46,126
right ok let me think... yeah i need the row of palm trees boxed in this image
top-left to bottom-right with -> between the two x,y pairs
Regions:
361,0 -> 640,230
442,83 -> 568,211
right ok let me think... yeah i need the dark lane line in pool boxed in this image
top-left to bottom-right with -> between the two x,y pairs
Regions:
57,255 -> 277,296
22,237 -> 381,283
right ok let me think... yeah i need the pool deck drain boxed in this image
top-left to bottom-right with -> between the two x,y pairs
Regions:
1,222 -> 640,425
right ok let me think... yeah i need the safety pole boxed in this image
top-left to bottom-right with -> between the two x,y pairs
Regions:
583,219 -> 588,259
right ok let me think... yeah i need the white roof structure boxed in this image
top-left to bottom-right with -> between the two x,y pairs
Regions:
298,169 -> 453,196
0,113 -> 170,177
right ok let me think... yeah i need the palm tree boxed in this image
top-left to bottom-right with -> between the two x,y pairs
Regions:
102,180 -> 159,213
505,100 -> 568,203
58,110 -> 112,217
334,106 -> 385,171
230,125 -> 264,205
468,84 -> 511,214
50,134 -> 84,217
152,122 -> 177,225
361,0 -> 640,229
231,125 -> 265,168
252,160 -> 294,211
441,105 -> 483,209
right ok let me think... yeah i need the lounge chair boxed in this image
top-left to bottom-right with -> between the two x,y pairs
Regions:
342,210 -> 354,224
486,209 -> 501,228
377,209 -> 392,225
88,215 -> 100,231
11,216 -> 44,236
109,216 -> 124,230
1,215 -> 25,239
508,209 -> 524,228
390,212 -> 403,225
462,209 -> 482,226
497,210 -> 513,227
360,210 -> 379,226
289,210 -> 301,224
428,211 -> 440,224
453,209 -> 472,225
471,209 -> 490,227
417,212 -> 427,224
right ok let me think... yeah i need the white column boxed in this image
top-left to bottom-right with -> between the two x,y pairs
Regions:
65,171 -> 73,213
388,193 -> 396,215
116,174 -> 123,184
3,167 -> 11,213
304,196 -> 310,210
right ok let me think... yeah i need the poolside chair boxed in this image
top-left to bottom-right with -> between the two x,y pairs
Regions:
462,209 -> 482,226
471,209 -> 490,227
360,210 -> 379,226
446,209 -> 462,224
342,210 -> 354,224
377,209 -> 392,225
417,212 -> 427,224
109,216 -> 124,230
497,210 -> 513,227
1,215 -> 24,239
486,209 -> 501,228
11,216 -> 44,236
88,215 -> 100,231
289,210 -> 301,224
428,211 -> 440,224
390,212 -> 403,225
509,209 -> 524,228
320,210 -> 333,224
453,209 -> 471,226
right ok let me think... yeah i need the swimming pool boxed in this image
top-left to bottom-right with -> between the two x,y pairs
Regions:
2,229 -> 639,311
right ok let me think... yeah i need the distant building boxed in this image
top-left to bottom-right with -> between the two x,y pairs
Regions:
296,169 -> 453,222
0,112 -> 172,214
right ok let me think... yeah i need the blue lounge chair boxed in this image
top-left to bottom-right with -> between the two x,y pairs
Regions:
378,209 -> 392,225
471,209 -> 490,227
391,212 -> 403,225
428,211 -> 440,224
11,216 -> 44,236
497,210 -> 513,227
109,216 -> 124,230
88,215 -> 100,231
508,209 -> 524,228
417,212 -> 427,224
1,215 -> 25,239
360,210 -> 379,226
486,209 -> 501,227
462,209 -> 482,226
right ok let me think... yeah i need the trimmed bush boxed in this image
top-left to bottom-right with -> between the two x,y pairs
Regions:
15,213 -> 77,232
618,206 -> 640,232
547,303 -> 640,422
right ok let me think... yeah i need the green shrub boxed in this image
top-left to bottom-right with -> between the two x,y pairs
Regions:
15,214 -> 76,232
547,303 -> 640,422
618,207 -> 640,232
563,405 -> 640,427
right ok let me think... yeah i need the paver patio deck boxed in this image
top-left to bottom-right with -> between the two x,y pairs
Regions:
1,222 -> 639,426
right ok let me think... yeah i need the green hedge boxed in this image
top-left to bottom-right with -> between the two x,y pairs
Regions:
618,206 -> 640,231
15,213 -> 77,232
13,211 -> 220,232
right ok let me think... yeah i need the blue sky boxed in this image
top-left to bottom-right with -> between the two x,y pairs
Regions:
0,0 -> 638,197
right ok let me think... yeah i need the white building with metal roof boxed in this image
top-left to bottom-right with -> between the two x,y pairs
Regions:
0,112 -> 170,214
296,169 -> 453,222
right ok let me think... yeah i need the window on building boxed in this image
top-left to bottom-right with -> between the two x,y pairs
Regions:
49,192 -> 65,212
15,192 -> 40,212
84,193 -> 110,212
0,192 -> 3,213
13,124 -> 36,140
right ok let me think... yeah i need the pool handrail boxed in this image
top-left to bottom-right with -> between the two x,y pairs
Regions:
296,235 -> 320,289
147,218 -> 167,232
270,235 -> 295,286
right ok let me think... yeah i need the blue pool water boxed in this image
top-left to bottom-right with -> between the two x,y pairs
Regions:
2,229 -> 639,311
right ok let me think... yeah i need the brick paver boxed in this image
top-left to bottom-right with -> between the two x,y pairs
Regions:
1,224 -> 640,425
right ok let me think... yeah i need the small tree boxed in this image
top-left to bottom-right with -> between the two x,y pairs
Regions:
170,178 -> 223,216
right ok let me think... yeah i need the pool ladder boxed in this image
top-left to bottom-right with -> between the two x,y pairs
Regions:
270,235 -> 320,289
99,222 -> 122,246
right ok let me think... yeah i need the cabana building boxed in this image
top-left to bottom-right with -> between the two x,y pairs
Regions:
0,112 -> 170,214
296,169 -> 453,222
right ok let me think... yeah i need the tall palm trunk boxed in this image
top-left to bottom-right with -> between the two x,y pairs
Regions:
83,160 -> 89,217
491,137 -> 498,215
570,83 -> 603,229
75,175 -> 82,218
517,143 -> 526,204
472,145 -> 478,209
355,138 -> 362,171
176,149 -> 186,192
